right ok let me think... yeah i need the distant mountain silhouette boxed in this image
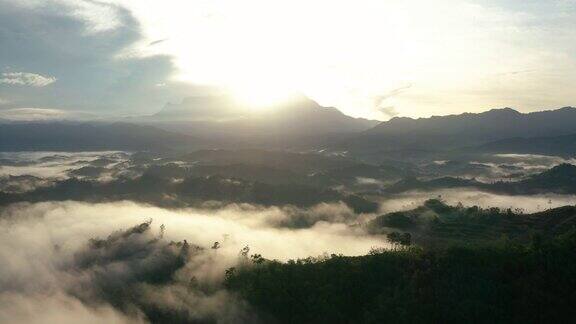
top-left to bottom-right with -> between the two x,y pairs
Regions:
338,107 -> 576,154
131,94 -> 379,146
0,122 -> 205,151
5,104 -> 576,155
476,133 -> 576,157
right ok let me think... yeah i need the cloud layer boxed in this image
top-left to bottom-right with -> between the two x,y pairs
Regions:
0,200 -> 387,322
0,108 -> 96,121
0,0 -> 191,115
2,0 -> 576,119
0,72 -> 56,87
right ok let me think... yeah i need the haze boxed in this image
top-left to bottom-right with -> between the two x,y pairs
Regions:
2,1 -> 576,323
1,0 -> 576,120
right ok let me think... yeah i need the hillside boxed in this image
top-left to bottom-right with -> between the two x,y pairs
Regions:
0,122 -> 205,152
370,199 -> 576,245
226,227 -> 576,323
476,133 -> 576,157
339,107 -> 576,154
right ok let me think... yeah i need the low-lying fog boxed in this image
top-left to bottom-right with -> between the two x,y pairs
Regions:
476,154 -> 576,181
2,151 -> 576,322
1,201 -> 386,261
424,153 -> 576,183
0,201 -> 386,323
0,151 -> 130,193
380,189 -> 576,213
0,151 -> 127,178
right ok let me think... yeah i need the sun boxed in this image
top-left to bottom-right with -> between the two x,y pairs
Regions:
229,82 -> 296,111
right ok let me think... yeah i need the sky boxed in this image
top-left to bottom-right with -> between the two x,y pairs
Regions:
0,0 -> 575,120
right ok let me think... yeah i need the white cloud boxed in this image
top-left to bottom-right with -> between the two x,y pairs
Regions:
0,292 -> 142,324
0,72 -> 56,87
4,0 -> 575,119
104,0 -> 576,119
8,0 -> 123,34
0,151 -> 125,178
63,0 -> 123,33
379,189 -> 576,214
0,201 -> 387,322
0,108 -> 94,121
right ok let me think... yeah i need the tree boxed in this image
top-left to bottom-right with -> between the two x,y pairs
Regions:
399,232 -> 411,247
387,232 -> 401,248
251,254 -> 264,264
240,245 -> 250,258
387,231 -> 411,249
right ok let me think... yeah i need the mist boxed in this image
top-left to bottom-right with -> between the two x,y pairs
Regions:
0,200 -> 387,323
0,151 -> 128,179
379,188 -> 576,214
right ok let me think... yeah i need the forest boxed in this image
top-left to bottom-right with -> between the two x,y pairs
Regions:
226,228 -> 576,323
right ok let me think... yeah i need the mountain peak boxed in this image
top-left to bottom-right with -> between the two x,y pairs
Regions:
130,94 -> 379,143
485,107 -> 521,115
154,93 -> 335,121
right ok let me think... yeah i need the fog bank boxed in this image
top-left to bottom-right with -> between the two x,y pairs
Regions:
0,201 -> 387,323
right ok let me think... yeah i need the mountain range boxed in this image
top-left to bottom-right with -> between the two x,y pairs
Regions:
337,106 -> 576,157
129,94 -> 379,146
476,133 -> 576,157
2,99 -> 576,157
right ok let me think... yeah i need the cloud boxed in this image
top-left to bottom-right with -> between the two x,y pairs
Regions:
0,151 -> 126,179
1,0 -> 576,119
378,106 -> 400,119
0,200 -> 387,262
373,84 -> 411,119
472,154 -> 576,178
0,108 -> 96,121
9,0 -> 124,34
0,201 -> 387,322
0,292 -> 143,324
65,0 -> 125,34
148,39 -> 167,46
0,175 -> 52,194
0,0 -> 193,115
379,188 -> 576,214
0,72 -> 56,87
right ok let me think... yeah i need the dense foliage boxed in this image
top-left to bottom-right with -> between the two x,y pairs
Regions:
370,199 -> 576,245
0,173 -> 378,214
226,231 -> 576,323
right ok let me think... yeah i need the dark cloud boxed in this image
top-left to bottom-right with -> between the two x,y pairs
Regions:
148,39 -> 168,46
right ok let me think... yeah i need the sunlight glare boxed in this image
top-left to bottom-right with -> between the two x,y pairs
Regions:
230,82 -> 296,110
